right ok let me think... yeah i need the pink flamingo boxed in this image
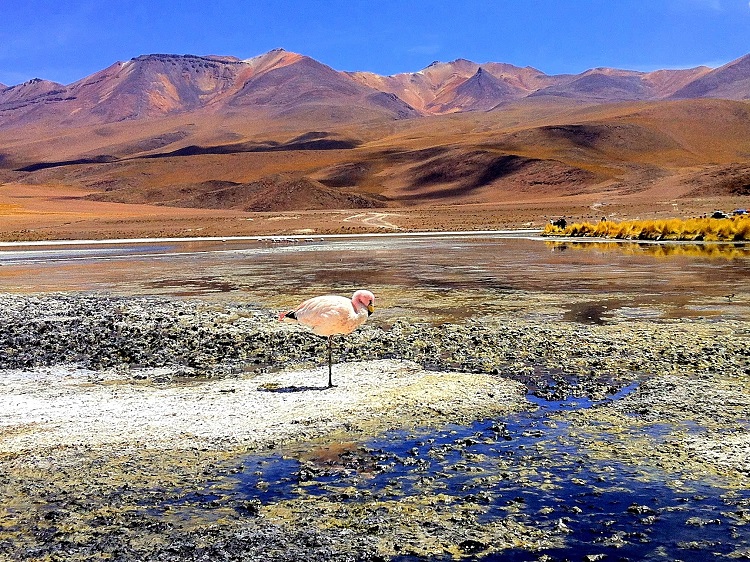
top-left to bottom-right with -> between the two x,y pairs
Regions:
279,290 -> 375,387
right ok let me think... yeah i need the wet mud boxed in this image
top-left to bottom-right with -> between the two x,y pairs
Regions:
0,289 -> 748,560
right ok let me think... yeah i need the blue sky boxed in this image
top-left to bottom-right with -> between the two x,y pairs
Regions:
1,0 -> 749,86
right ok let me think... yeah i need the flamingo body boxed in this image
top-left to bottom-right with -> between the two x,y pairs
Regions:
279,290 -> 375,387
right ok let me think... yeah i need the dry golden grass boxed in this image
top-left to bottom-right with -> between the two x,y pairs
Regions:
0,204 -> 26,215
543,215 -> 750,242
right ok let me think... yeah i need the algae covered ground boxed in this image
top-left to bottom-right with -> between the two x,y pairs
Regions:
0,292 -> 748,560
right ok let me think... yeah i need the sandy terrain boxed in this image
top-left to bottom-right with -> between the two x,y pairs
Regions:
1,96 -> 748,242
0,180 -> 747,241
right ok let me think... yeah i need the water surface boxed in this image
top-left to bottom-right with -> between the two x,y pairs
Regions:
0,233 -> 748,323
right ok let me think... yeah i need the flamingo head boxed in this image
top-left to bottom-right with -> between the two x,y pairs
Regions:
352,289 -> 375,316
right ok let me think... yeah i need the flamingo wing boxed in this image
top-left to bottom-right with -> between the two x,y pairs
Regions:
292,295 -> 357,336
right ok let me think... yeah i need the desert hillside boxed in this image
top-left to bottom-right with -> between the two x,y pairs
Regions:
0,49 -> 748,239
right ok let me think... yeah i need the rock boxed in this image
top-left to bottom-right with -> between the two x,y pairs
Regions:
627,504 -> 656,515
458,539 -> 488,554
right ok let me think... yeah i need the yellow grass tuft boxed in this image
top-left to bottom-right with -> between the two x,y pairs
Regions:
542,215 -> 750,242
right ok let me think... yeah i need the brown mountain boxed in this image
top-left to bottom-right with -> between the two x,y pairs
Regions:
224,50 -> 418,121
643,67 -> 712,98
426,67 -> 525,113
0,49 -> 749,229
87,173 -> 386,211
1,50 -> 748,128
530,69 -> 653,101
347,58 -> 482,112
671,54 -> 750,100
348,58 -> 554,113
0,49 -> 419,130
0,55 -> 247,128
0,78 -> 66,104
0,78 -> 69,126
528,67 -> 715,102
347,58 -> 734,114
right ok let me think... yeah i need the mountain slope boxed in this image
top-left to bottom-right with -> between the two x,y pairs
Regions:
427,67 -> 525,112
348,58 -> 552,113
643,67 -> 711,98
1,49 -> 749,130
671,54 -> 750,100
86,174 -> 386,211
226,53 -> 419,120
349,57 -> 738,114
0,50 -> 749,220
0,78 -> 66,105
530,69 -> 652,101
0,55 -> 249,127
0,50 -> 419,130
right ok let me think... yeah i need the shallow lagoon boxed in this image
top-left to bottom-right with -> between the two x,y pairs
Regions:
1,232 -> 749,559
233,397 -> 749,561
0,232 -> 748,324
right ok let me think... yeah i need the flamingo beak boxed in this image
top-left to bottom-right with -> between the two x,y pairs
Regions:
367,303 -> 375,316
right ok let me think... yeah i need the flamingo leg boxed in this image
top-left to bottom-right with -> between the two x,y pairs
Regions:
327,335 -> 334,388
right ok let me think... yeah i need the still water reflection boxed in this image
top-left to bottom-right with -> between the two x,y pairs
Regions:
0,233 -> 748,322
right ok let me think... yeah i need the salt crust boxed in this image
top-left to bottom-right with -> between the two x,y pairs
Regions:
0,360 -> 526,453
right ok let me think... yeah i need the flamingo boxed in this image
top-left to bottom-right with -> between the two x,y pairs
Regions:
279,289 -> 375,387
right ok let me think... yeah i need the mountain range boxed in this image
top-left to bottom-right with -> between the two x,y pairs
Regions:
0,49 -> 749,219
1,49 -> 749,127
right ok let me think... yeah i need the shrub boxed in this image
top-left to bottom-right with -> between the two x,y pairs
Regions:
541,215 -> 750,242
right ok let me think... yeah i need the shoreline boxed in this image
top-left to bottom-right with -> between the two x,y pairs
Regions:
0,228 -> 539,248
3,228 -> 750,250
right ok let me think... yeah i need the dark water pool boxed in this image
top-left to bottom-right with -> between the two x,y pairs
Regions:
172,385 -> 749,561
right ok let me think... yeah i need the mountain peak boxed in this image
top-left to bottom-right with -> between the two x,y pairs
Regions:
1,49 -> 750,129
0,77 -> 66,106
133,53 -> 202,62
242,48 -> 306,70
670,52 -> 750,100
424,64 -> 525,113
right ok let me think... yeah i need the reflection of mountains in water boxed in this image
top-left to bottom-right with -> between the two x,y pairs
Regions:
547,240 -> 750,259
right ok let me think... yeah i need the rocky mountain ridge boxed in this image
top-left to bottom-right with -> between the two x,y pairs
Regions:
1,49 -> 748,129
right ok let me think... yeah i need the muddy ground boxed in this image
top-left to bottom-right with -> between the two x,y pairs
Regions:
0,293 -> 749,560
